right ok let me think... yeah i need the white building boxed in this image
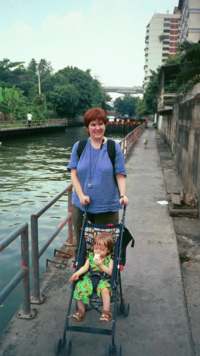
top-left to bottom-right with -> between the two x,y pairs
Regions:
144,12 -> 180,87
178,0 -> 200,43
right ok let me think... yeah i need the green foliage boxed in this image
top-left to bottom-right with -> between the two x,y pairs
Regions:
136,99 -> 147,117
141,42 -> 200,114
49,83 -> 80,118
90,79 -> 108,109
114,95 -> 139,116
175,42 -> 200,92
141,70 -> 160,115
0,59 -> 109,120
0,86 -> 27,120
31,94 -> 48,121
50,66 -> 107,117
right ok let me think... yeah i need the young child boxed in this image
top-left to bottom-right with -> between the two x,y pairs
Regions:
69,232 -> 114,322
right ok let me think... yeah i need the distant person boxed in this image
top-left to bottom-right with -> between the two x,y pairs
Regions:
27,113 -> 32,127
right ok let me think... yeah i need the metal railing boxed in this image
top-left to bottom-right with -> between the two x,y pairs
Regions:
31,185 -> 73,304
120,124 -> 145,159
0,118 -> 68,129
0,224 -> 36,319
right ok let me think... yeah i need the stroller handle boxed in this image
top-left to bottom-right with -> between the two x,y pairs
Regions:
82,204 -> 126,224
121,205 -> 126,225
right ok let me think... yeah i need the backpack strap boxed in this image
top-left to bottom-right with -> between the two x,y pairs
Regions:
77,138 -> 116,179
107,139 -> 119,190
77,139 -> 87,158
107,139 -> 116,174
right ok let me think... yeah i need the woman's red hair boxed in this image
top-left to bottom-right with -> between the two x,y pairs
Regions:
84,107 -> 107,127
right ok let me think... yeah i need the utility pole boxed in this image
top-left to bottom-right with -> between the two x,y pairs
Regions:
37,65 -> 41,96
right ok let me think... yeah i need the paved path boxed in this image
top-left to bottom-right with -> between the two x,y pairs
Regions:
0,128 -> 194,356
124,128 -> 193,356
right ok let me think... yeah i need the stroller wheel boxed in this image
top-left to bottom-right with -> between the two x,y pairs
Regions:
117,302 -> 130,317
55,338 -> 65,355
107,344 -> 122,356
55,337 -> 72,356
66,339 -> 72,355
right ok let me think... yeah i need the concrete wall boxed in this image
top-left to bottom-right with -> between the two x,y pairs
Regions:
159,83 -> 200,202
179,0 -> 200,43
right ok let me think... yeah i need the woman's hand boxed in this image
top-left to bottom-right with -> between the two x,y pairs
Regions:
69,272 -> 79,282
71,170 -> 90,206
119,195 -> 128,206
79,194 -> 90,206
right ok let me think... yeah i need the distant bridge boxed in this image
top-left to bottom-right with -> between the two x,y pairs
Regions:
103,85 -> 143,95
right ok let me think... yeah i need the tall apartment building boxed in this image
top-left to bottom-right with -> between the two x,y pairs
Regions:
144,12 -> 180,87
178,0 -> 200,42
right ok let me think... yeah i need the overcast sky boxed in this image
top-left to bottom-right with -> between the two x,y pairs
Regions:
1,0 -> 178,87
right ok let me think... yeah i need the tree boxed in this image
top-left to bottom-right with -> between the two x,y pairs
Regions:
0,86 -> 27,120
51,66 -> 107,117
143,70 -> 160,114
175,42 -> 200,92
136,99 -> 147,117
114,95 -> 138,116
49,83 -> 80,118
90,79 -> 108,109
0,59 -> 108,120
37,58 -> 54,94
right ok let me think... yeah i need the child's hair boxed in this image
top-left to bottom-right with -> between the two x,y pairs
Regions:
93,232 -> 113,254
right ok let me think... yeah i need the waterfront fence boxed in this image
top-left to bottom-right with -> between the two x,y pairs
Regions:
0,224 -> 36,319
120,123 -> 145,158
0,118 -> 68,129
31,185 -> 73,304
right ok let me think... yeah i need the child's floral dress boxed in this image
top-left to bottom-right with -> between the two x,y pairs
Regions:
73,252 -> 112,304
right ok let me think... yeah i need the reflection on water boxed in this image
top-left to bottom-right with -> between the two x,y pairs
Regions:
0,127 -> 86,334
0,128 -> 85,232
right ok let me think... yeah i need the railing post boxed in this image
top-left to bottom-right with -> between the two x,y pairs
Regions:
67,188 -> 73,245
17,224 -> 37,319
31,214 -> 45,304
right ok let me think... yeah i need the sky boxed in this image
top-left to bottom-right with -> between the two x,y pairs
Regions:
0,0 -> 178,87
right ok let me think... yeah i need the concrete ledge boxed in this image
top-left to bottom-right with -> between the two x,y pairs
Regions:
168,202 -> 199,218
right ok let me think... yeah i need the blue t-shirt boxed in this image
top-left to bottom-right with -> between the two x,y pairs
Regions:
67,139 -> 126,213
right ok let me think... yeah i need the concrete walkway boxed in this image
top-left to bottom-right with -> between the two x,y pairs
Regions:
0,128 -> 194,356
124,128 -> 194,356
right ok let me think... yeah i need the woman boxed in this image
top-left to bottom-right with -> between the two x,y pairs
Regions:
67,107 -> 128,248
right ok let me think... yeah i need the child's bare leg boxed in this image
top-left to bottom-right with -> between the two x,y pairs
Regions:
101,288 -> 110,312
100,288 -> 111,321
72,300 -> 85,321
77,300 -> 85,314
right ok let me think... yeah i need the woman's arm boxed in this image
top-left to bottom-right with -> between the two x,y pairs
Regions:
69,259 -> 90,282
116,173 -> 128,206
71,169 -> 90,205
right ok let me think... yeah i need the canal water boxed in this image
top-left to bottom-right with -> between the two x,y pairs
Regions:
0,127 -> 122,334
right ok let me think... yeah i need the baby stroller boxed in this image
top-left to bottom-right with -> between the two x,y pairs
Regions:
56,206 -> 131,356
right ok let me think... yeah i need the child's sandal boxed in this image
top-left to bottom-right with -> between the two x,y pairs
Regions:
100,310 -> 112,322
72,310 -> 85,322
